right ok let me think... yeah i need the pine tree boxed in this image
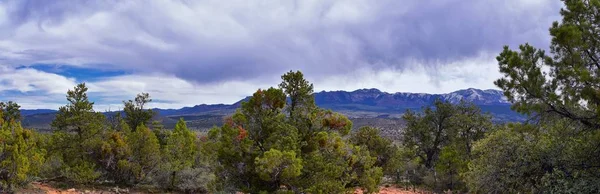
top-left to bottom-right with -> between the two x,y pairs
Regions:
468,0 -> 600,192
279,70 -> 316,119
49,83 -> 104,183
123,93 -> 155,131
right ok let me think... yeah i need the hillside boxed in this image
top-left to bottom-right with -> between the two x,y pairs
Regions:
22,88 -> 521,131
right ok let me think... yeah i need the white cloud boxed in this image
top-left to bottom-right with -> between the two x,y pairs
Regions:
88,73 -> 273,107
1,52 -> 502,110
0,65 -> 77,94
0,66 -> 272,109
0,0 -> 564,109
0,0 -> 561,81
314,52 -> 502,94
0,5 -> 6,27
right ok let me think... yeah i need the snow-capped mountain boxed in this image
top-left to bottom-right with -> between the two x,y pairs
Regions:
442,88 -> 508,104
312,88 -> 519,121
314,88 -> 509,108
21,88 -> 522,130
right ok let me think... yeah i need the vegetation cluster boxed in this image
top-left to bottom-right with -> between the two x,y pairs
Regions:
1,0 -> 600,193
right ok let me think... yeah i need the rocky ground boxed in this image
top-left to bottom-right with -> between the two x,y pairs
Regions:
354,186 -> 431,194
17,182 -> 159,194
19,182 -> 428,194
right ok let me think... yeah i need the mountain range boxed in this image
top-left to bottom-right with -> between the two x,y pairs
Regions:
21,88 -> 523,131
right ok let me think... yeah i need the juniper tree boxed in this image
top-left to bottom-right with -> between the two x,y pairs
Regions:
0,102 -> 44,192
208,71 -> 383,193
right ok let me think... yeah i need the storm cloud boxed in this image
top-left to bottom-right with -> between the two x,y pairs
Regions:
0,0 -> 563,109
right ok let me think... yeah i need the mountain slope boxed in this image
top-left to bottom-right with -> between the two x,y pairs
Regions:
316,88 -> 507,108
313,88 -> 519,121
21,109 -> 58,116
21,88 -> 522,130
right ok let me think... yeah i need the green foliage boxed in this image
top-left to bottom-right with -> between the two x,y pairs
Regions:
300,132 -> 350,193
125,125 -> 161,184
171,166 -> 215,193
48,83 -> 105,184
300,132 -> 382,194
399,100 -> 491,191
99,123 -> 131,183
158,118 -> 199,190
255,149 -> 302,183
4,71 -> 392,192
61,160 -> 101,184
151,120 -> 170,146
0,101 -> 22,122
123,93 -> 155,130
350,126 -> 397,174
208,87 -> 298,193
494,0 -> 600,128
165,119 -> 196,169
452,101 -> 492,158
7,1 -> 600,193
96,94 -> 162,185
279,70 -> 315,119
207,71 -> 385,193
434,145 -> 467,191
0,104 -> 44,192
466,1 -> 600,193
388,147 -> 426,185
150,119 -> 215,193
466,119 -> 600,193
465,124 -> 539,193
402,100 -> 456,169
1,86 -> 217,192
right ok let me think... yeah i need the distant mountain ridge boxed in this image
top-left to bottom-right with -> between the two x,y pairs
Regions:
311,88 -> 519,121
21,88 -> 522,130
315,88 -> 508,108
20,109 -> 58,116
22,88 -> 514,116
147,88 -> 511,116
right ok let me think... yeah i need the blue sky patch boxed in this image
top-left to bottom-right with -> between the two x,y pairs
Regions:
18,64 -> 129,82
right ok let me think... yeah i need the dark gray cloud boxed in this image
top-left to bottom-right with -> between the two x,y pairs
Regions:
0,0 -> 562,84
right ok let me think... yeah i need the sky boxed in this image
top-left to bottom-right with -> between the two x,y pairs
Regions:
0,0 -> 563,110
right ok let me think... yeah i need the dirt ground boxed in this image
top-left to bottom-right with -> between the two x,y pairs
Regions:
355,186 -> 432,194
20,182 -> 75,194
17,182 -> 149,194
19,182 -> 428,194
